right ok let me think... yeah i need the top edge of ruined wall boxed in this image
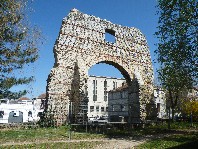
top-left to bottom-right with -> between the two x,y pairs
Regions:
63,8 -> 145,35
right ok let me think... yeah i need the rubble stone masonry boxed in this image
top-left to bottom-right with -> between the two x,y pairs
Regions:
46,9 -> 154,125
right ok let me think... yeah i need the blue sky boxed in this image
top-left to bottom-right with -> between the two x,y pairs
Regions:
11,0 -> 159,99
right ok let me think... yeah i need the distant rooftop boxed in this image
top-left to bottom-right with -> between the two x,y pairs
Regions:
89,75 -> 125,80
109,82 -> 128,92
18,97 -> 30,100
37,93 -> 46,99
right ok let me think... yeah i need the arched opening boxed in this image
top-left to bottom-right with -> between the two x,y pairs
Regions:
87,61 -> 140,123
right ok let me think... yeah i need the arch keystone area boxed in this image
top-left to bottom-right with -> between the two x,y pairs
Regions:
45,9 -> 154,126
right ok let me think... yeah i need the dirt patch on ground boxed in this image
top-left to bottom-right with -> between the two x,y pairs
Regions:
0,134 -> 171,148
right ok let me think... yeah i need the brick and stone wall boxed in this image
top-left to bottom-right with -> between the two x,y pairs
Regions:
46,8 -> 154,125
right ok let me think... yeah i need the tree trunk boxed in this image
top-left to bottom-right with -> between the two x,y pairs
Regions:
168,106 -> 171,129
190,111 -> 193,127
171,107 -> 175,122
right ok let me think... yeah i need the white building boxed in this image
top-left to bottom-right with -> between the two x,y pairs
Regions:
0,96 -> 44,124
33,93 -> 46,110
153,87 -> 166,119
87,76 -> 167,122
87,76 -> 125,119
187,87 -> 198,99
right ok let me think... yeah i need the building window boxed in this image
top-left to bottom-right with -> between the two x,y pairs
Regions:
93,80 -> 97,101
93,95 -> 97,101
0,111 -> 4,118
113,81 -> 116,90
121,105 -> 125,111
105,29 -> 116,43
112,105 -> 115,111
90,106 -> 94,112
28,111 -> 32,117
104,91 -> 107,101
104,80 -> 107,101
101,107 -> 104,112
104,95 -> 107,101
104,80 -> 107,88
85,86 -> 88,96
106,107 -> 108,112
96,106 -> 99,112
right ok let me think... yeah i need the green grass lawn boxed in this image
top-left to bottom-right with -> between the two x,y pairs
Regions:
0,122 -> 197,148
136,133 -> 198,149
134,122 -> 198,148
147,121 -> 198,130
0,126 -> 105,144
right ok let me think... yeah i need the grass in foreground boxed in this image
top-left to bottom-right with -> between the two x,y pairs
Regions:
0,122 -> 197,148
136,133 -> 198,149
0,126 -> 105,144
104,122 -> 198,137
1,141 -> 104,149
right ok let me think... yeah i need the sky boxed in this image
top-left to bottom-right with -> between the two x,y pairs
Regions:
11,0 -> 159,99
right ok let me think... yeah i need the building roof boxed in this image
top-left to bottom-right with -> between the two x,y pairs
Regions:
37,93 -> 46,99
18,97 -> 30,100
109,83 -> 128,93
89,75 -> 125,80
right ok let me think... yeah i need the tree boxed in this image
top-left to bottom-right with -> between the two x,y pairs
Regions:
155,0 -> 198,126
181,99 -> 198,120
180,88 -> 198,123
0,0 -> 42,99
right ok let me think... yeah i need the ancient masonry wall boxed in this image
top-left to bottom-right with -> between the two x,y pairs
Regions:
46,8 -> 154,125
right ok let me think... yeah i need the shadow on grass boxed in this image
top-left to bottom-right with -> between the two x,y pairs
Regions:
164,134 -> 198,149
167,141 -> 198,149
72,125 -> 174,142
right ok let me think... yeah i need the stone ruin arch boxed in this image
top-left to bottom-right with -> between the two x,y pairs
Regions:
46,8 -> 154,126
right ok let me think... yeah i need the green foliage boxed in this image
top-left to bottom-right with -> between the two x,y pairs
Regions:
181,98 -> 198,121
155,0 -> 198,121
155,0 -> 198,89
0,0 -> 42,99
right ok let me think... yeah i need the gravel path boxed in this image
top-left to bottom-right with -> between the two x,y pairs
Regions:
94,138 -> 146,149
94,134 -> 173,149
1,138 -> 146,149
